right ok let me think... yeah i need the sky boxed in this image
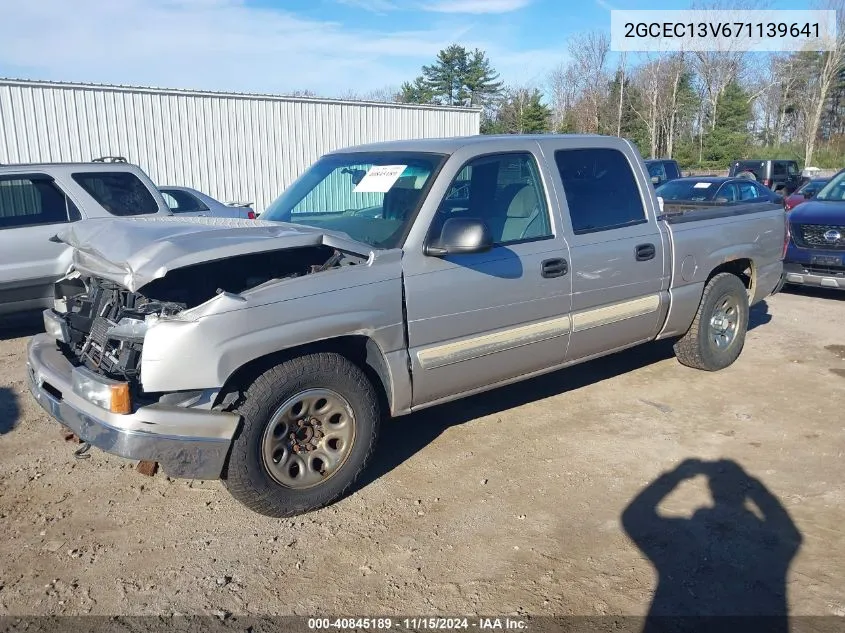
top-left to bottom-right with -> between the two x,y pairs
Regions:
0,0 -> 819,98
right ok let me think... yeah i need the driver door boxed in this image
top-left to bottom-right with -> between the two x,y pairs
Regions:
401,149 -> 572,408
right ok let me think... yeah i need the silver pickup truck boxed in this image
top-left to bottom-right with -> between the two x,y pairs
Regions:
26,135 -> 787,517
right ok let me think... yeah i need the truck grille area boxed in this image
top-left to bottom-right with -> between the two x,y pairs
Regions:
793,224 -> 845,250
59,277 -> 184,382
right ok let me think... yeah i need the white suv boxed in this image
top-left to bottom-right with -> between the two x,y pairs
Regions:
0,160 -> 171,316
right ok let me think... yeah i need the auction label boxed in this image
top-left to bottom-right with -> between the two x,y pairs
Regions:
353,165 -> 407,193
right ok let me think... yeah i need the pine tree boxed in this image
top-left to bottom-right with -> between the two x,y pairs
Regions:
486,88 -> 551,134
700,81 -> 752,167
400,45 -> 502,108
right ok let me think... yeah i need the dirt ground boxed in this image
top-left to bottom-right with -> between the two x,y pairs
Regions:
0,287 -> 843,618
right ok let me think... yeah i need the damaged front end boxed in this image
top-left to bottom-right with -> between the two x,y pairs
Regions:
53,274 -> 181,384
48,244 -> 364,400
28,217 -> 380,479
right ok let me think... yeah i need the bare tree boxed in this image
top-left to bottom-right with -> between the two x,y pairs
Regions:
665,53 -> 687,158
689,0 -> 752,131
631,55 -> 665,158
803,0 -> 845,165
566,31 -> 610,133
616,52 -> 627,137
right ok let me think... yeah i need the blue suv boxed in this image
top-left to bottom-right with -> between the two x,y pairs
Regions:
784,168 -> 845,291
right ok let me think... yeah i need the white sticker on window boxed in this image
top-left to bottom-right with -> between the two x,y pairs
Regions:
693,182 -> 712,189
353,165 -> 407,193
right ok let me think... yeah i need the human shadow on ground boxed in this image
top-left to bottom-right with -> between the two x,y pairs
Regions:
748,300 -> 772,331
621,458 -> 802,633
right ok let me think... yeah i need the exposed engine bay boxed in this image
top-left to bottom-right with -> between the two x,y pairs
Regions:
54,245 -> 364,387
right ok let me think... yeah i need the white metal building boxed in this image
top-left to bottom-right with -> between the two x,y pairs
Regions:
0,79 -> 481,211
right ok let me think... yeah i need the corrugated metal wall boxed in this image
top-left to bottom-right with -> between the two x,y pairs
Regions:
0,79 -> 481,211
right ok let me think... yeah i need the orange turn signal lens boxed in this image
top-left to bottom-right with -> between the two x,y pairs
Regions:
109,383 -> 132,415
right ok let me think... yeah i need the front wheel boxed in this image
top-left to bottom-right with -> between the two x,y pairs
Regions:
674,273 -> 750,371
223,352 -> 380,517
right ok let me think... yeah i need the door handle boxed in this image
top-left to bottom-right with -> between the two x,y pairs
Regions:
635,243 -> 656,261
541,258 -> 568,278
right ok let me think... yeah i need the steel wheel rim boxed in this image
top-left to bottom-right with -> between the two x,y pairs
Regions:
709,295 -> 740,349
261,389 -> 356,489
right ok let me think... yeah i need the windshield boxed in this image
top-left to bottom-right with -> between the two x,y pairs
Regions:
262,152 -> 445,248
797,179 -> 828,196
655,179 -> 719,201
813,172 -> 845,201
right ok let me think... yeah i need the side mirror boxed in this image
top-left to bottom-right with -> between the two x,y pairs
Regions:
803,191 -> 814,199
425,217 -> 493,257
651,175 -> 661,185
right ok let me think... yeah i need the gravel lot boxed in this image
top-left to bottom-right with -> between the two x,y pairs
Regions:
0,288 -> 843,618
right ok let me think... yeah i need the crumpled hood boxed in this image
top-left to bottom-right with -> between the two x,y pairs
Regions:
57,216 -> 372,292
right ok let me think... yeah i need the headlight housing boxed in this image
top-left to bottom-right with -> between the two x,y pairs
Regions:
71,367 -> 132,414
43,309 -> 69,344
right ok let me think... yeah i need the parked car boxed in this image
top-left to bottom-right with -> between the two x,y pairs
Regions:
28,135 -> 785,517
159,186 -> 256,220
655,176 -> 783,211
728,159 -> 801,195
644,159 -> 681,187
0,161 -> 171,316
783,169 -> 845,291
784,178 -> 829,211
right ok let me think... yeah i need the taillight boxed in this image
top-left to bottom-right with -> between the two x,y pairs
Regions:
764,179 -> 772,187
247,210 -> 256,220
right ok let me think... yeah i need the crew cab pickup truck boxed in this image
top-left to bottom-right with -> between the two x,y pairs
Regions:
26,135 -> 786,517
0,161 -> 171,316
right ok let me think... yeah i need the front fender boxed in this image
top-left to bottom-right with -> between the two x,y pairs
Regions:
140,278 -> 406,394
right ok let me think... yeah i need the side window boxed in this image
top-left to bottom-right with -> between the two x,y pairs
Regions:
787,162 -> 799,176
666,162 -> 681,180
718,183 -> 739,202
738,182 -> 758,201
72,171 -> 158,216
160,189 -> 208,213
647,162 -> 667,181
555,148 -> 646,234
772,162 -> 787,178
436,153 -> 552,245
0,176 -> 73,230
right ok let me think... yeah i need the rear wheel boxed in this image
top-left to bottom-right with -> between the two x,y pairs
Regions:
223,353 -> 380,517
674,273 -> 749,371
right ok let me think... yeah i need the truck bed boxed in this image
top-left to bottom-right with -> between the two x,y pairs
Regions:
660,201 -> 783,223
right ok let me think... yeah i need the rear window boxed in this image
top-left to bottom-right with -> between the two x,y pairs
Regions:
160,189 -> 208,213
731,161 -> 765,180
555,148 -> 647,234
0,176 -> 78,230
72,171 -> 158,216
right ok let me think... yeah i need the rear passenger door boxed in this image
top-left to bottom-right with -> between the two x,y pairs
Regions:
0,174 -> 80,314
550,145 -> 670,362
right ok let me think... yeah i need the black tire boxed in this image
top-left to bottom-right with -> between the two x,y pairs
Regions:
674,273 -> 749,371
223,352 -> 380,517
